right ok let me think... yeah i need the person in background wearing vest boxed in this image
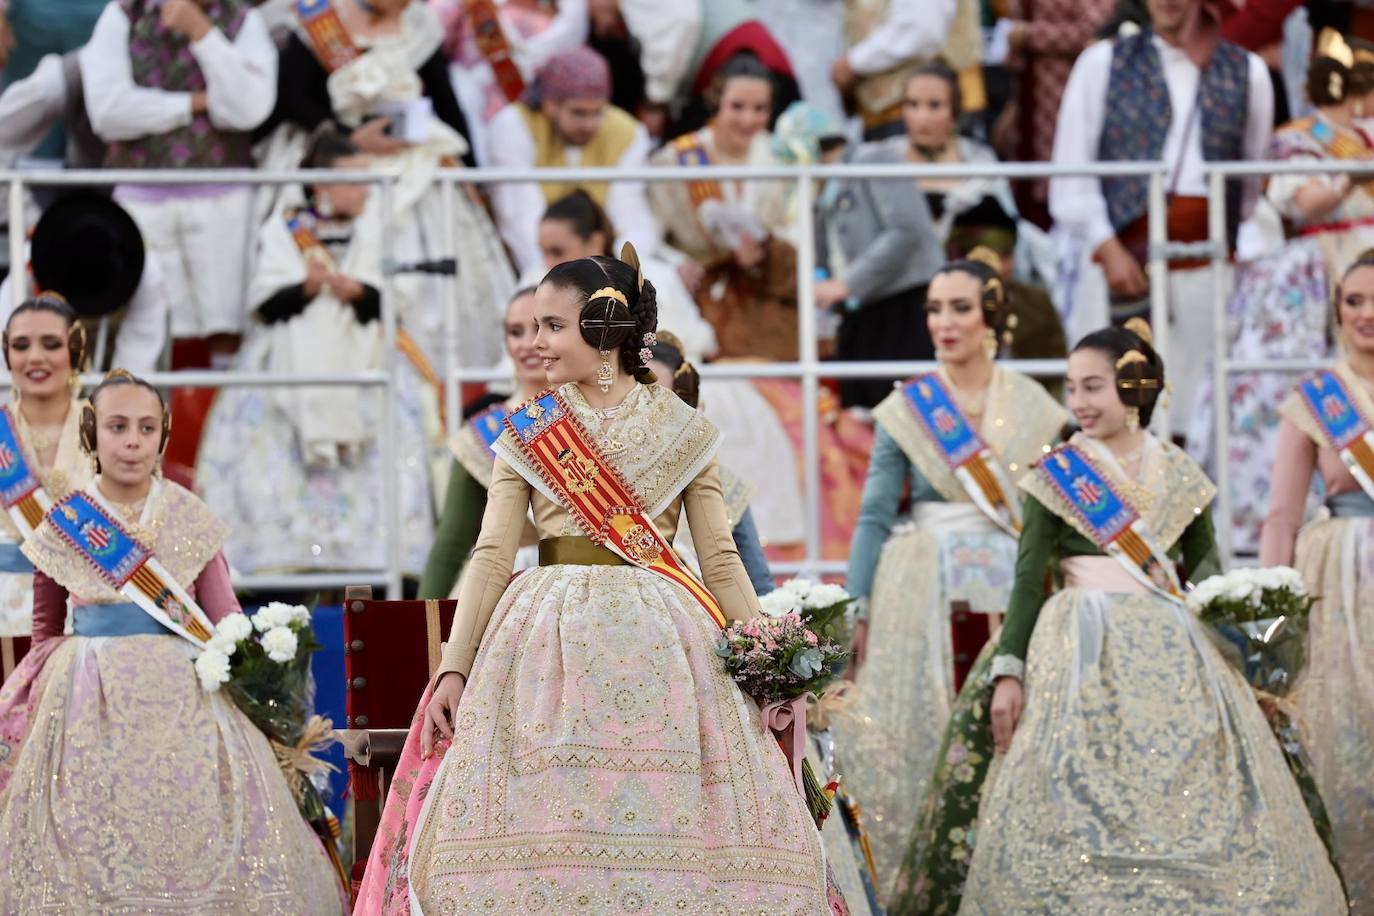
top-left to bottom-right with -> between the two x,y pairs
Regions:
81,0 -> 278,368
833,0 -> 982,141
1048,0 -> 1272,428
486,45 -> 662,277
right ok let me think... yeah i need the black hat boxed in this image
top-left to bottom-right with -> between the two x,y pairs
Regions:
30,192 -> 144,317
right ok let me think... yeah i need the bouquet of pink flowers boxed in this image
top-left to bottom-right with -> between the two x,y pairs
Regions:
715,612 -> 847,703
717,585 -> 849,827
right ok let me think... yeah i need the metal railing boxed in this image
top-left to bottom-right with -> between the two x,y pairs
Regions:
5,159 -> 1193,594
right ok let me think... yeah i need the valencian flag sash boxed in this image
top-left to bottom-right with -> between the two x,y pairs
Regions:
901,373 -> 1022,536
505,390 -> 727,628
469,0 -> 526,104
672,135 -> 724,209
0,405 -> 53,538
1038,443 -> 1184,603
469,404 -> 507,460
47,491 -> 215,647
1297,369 -> 1374,500
296,0 -> 361,72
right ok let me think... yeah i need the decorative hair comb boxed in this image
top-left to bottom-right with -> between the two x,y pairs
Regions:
619,241 -> 644,293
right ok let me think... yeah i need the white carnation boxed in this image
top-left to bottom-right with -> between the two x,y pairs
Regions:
252,604 -> 287,632
805,583 -> 851,609
194,647 -> 232,692
214,612 -> 253,645
759,589 -> 801,618
260,626 -> 299,663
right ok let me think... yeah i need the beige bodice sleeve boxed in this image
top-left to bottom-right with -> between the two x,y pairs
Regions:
681,458 -> 758,622
437,455 -> 759,679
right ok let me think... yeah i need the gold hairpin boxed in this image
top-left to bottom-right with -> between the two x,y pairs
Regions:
1123,316 -> 1153,345
1319,28 -> 1356,68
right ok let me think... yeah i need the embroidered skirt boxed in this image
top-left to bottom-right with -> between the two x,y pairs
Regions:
0,633 -> 345,913
388,564 -> 830,914
833,507 -> 1015,904
1292,516 -> 1374,912
959,588 -> 1346,914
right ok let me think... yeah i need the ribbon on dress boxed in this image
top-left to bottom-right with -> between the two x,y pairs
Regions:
296,0 -> 361,72
761,693 -> 808,789
1296,369 -> 1374,500
45,491 -> 213,647
899,374 -> 1022,536
468,0 -> 526,103
672,134 -> 725,208
1037,443 -> 1184,603
505,390 -> 728,629
0,405 -> 53,538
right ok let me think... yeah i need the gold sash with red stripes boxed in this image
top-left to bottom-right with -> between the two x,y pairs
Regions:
504,390 -> 727,628
672,134 -> 725,209
296,0 -> 361,73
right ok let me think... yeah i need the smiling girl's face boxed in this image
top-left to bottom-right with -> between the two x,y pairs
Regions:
1066,347 -> 1128,439
7,309 -> 74,400
532,283 -> 608,387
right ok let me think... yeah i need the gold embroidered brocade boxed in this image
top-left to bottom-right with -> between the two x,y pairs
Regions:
872,367 -> 1065,506
1019,431 -> 1216,552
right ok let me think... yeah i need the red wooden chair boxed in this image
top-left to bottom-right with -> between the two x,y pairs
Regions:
337,586 -> 456,901
0,635 -> 30,688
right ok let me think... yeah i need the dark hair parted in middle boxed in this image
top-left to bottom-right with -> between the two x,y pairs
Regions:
1071,320 -> 1166,427
540,255 -> 660,383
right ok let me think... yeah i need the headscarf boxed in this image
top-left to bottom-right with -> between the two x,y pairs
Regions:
524,47 -> 611,106
770,101 -> 845,165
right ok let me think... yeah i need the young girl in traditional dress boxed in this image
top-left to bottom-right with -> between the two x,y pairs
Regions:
1260,251 -> 1374,909
958,326 -> 1346,914
355,249 -> 834,914
419,286 -> 546,599
197,128 -> 437,578
0,297 -> 94,655
0,372 -> 345,913
835,253 -> 1065,905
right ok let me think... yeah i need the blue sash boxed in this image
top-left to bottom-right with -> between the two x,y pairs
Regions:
900,374 -> 1021,535
468,405 -> 507,461
1039,443 -> 1183,600
1297,370 -> 1374,499
46,491 -> 213,646
0,406 -> 47,537
73,603 -> 169,638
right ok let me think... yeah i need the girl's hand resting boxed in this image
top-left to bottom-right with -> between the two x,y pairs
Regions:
421,671 -> 466,759
990,676 -> 1024,754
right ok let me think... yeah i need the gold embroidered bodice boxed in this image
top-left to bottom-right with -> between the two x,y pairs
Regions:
438,383 -> 758,678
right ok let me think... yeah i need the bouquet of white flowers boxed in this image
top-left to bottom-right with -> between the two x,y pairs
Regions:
1186,567 -> 1312,696
194,603 -> 336,834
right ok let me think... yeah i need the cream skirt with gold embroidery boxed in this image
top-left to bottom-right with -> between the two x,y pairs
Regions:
406,565 -> 829,914
834,510 -> 1016,904
0,634 -> 345,914
1293,517 -> 1374,912
959,589 -> 1346,914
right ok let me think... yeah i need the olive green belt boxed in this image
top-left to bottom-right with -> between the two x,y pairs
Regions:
538,537 -> 629,567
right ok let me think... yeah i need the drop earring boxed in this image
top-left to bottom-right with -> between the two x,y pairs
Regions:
1125,405 -> 1140,433
983,328 -> 998,359
597,351 -> 614,393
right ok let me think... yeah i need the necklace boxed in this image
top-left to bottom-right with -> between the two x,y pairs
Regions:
110,496 -> 148,521
591,403 -> 624,452
27,426 -> 58,455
